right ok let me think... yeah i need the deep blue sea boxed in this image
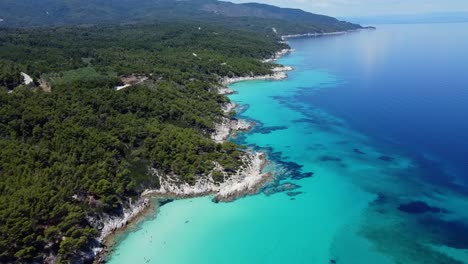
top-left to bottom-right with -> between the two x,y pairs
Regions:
291,23 -> 468,184
108,23 -> 468,264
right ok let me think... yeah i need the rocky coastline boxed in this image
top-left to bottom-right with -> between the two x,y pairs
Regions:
220,66 -> 294,85
93,198 -> 155,263
263,48 -> 295,63
281,28 -> 374,40
94,128 -> 271,263
141,151 -> 271,202
281,30 -> 350,40
93,45 -> 295,263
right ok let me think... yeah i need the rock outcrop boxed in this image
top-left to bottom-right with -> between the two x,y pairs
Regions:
142,152 -> 271,202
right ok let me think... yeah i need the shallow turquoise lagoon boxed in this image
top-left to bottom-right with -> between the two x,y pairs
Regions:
108,24 -> 468,264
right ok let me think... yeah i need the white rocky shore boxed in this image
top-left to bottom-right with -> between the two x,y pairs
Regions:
141,152 -> 270,202
217,66 -> 292,119
263,48 -> 295,63
222,101 -> 237,113
218,87 -> 235,95
220,66 -> 294,85
211,116 -> 252,143
96,122 -> 270,261
95,100 -> 267,257
92,197 -> 153,262
97,198 -> 150,242
281,28 -> 367,40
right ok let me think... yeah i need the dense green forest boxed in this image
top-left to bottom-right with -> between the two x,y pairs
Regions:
0,23 -> 286,262
0,24 -> 284,89
0,0 -> 362,34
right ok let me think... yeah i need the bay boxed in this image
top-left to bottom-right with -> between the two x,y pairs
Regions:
108,23 -> 468,264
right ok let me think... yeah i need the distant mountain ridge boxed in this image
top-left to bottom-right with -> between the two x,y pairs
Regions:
201,2 -> 341,24
0,0 -> 361,34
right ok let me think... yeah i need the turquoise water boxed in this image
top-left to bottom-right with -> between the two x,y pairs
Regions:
108,24 -> 468,264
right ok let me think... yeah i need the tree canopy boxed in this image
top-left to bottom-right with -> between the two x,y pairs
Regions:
0,23 -> 285,262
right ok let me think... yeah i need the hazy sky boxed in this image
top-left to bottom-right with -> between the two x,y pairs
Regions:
229,0 -> 468,17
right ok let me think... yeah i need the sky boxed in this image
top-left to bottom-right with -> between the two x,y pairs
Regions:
229,0 -> 468,17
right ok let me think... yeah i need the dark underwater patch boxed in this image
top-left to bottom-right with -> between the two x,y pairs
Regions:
286,191 -> 303,197
255,126 -> 288,134
379,155 -> 394,162
354,148 -> 366,155
320,155 -> 342,162
158,198 -> 174,206
335,140 -> 349,145
291,172 -> 314,180
292,118 -> 321,125
233,128 -> 315,192
255,146 -> 315,182
420,217 -> 468,249
410,154 -> 468,196
278,159 -> 315,181
236,104 -> 250,115
272,96 -> 307,112
372,193 -> 388,205
263,182 -> 301,196
398,201 -> 446,214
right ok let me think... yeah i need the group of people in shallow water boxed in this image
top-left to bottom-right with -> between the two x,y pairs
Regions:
143,230 -> 153,263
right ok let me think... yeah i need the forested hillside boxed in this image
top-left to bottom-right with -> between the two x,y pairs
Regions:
0,24 -> 283,89
0,1 -> 364,262
0,0 -> 361,34
0,23 -> 285,263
